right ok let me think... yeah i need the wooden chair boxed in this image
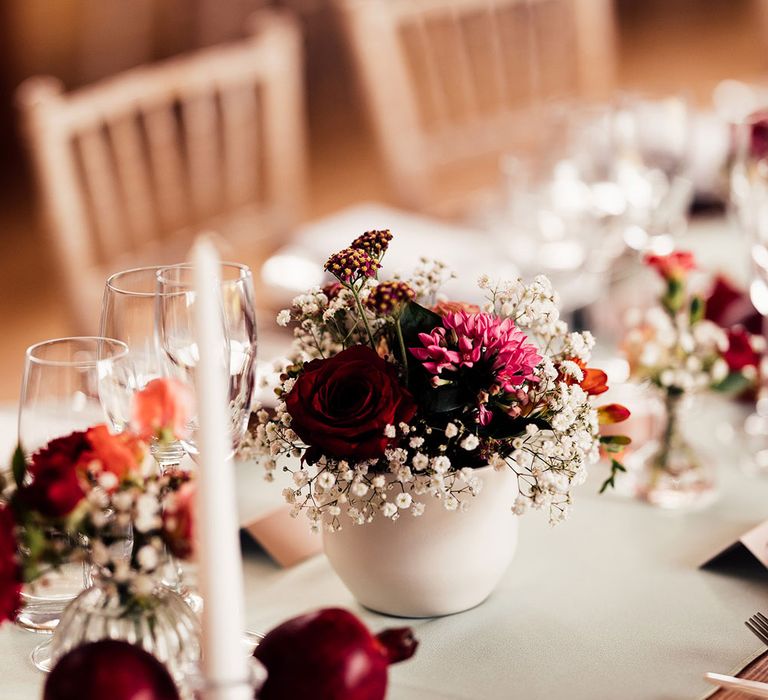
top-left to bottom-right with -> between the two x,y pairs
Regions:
17,10 -> 306,333
334,0 -> 617,214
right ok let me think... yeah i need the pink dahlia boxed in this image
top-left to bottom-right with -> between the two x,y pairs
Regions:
441,312 -> 541,391
410,312 -> 542,425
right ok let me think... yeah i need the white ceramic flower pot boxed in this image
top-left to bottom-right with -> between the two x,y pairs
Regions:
323,465 -> 518,618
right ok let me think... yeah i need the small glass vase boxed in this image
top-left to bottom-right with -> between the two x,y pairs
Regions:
36,568 -> 201,682
636,390 -> 718,510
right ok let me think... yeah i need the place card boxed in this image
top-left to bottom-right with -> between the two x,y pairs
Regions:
241,505 -> 322,568
701,521 -> 768,576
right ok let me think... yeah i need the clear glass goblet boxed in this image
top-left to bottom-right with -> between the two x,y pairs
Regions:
730,111 -> 768,475
99,267 -> 186,471
99,266 -> 204,609
156,263 -> 258,458
17,336 -> 128,670
610,92 -> 693,253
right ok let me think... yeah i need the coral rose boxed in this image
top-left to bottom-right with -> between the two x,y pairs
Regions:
644,251 -> 695,280
131,378 -> 193,443
285,346 -> 416,461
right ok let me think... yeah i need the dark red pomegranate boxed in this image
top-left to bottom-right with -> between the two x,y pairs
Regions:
44,640 -> 180,700
254,608 -> 418,700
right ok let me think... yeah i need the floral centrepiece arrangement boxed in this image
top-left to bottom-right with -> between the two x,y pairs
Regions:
244,230 -> 629,531
0,377 -> 198,667
622,252 -> 743,508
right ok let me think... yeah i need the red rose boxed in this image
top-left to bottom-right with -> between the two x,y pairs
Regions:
285,346 -> 416,461
0,505 -> 22,624
705,276 -> 762,335
724,327 -> 761,371
20,431 -> 90,518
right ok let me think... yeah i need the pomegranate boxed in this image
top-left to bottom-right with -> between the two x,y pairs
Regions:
254,608 -> 418,700
44,640 -> 179,700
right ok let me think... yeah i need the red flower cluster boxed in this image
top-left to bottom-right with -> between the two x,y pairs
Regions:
285,346 -> 416,461
705,275 -> 763,374
19,426 -> 146,519
324,248 -> 381,284
723,327 -> 761,372
366,281 -> 415,314
0,505 -> 22,624
20,431 -> 90,518
749,110 -> 768,162
350,229 -> 393,259
644,251 -> 695,281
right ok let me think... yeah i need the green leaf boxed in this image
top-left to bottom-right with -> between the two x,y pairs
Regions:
398,301 -> 442,348
689,295 -> 705,324
663,278 -> 685,315
421,384 -> 465,414
11,445 -> 26,489
599,459 -> 627,494
599,435 -> 631,446
712,371 -> 753,395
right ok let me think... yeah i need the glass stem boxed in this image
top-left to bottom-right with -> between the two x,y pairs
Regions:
658,391 -> 678,473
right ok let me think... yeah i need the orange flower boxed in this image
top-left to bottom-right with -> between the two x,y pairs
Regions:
81,425 -> 145,488
644,251 -> 695,280
580,368 -> 609,396
431,300 -> 481,316
561,358 -> 609,396
131,378 -> 193,443
597,403 -> 631,425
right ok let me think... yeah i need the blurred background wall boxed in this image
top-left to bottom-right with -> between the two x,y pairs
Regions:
0,0 -> 767,400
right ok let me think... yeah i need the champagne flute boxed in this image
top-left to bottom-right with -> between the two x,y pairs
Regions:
99,266 -> 203,607
18,337 -> 128,669
156,263 -> 258,458
99,267 -> 186,470
611,92 -> 693,253
730,111 -> 768,475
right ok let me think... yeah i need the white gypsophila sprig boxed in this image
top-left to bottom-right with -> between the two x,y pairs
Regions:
395,257 -> 455,306
482,275 -> 567,347
624,306 -> 728,392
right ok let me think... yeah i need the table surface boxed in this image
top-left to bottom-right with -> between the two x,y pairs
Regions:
2,212 -> 767,699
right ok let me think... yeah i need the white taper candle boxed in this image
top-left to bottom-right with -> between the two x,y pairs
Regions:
191,237 -> 251,700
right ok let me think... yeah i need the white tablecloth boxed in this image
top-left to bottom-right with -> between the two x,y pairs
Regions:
1,395 -> 767,700
2,213 -> 767,699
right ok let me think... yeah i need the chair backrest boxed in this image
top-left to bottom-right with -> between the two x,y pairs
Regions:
17,10 -> 306,333
334,0 -> 616,211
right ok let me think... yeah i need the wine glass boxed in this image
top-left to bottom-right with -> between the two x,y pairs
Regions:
17,337 -> 128,667
156,262 -> 258,457
99,267 -> 187,471
729,111 -> 768,475
99,266 -> 206,607
492,102 -> 626,317
610,93 -> 693,253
